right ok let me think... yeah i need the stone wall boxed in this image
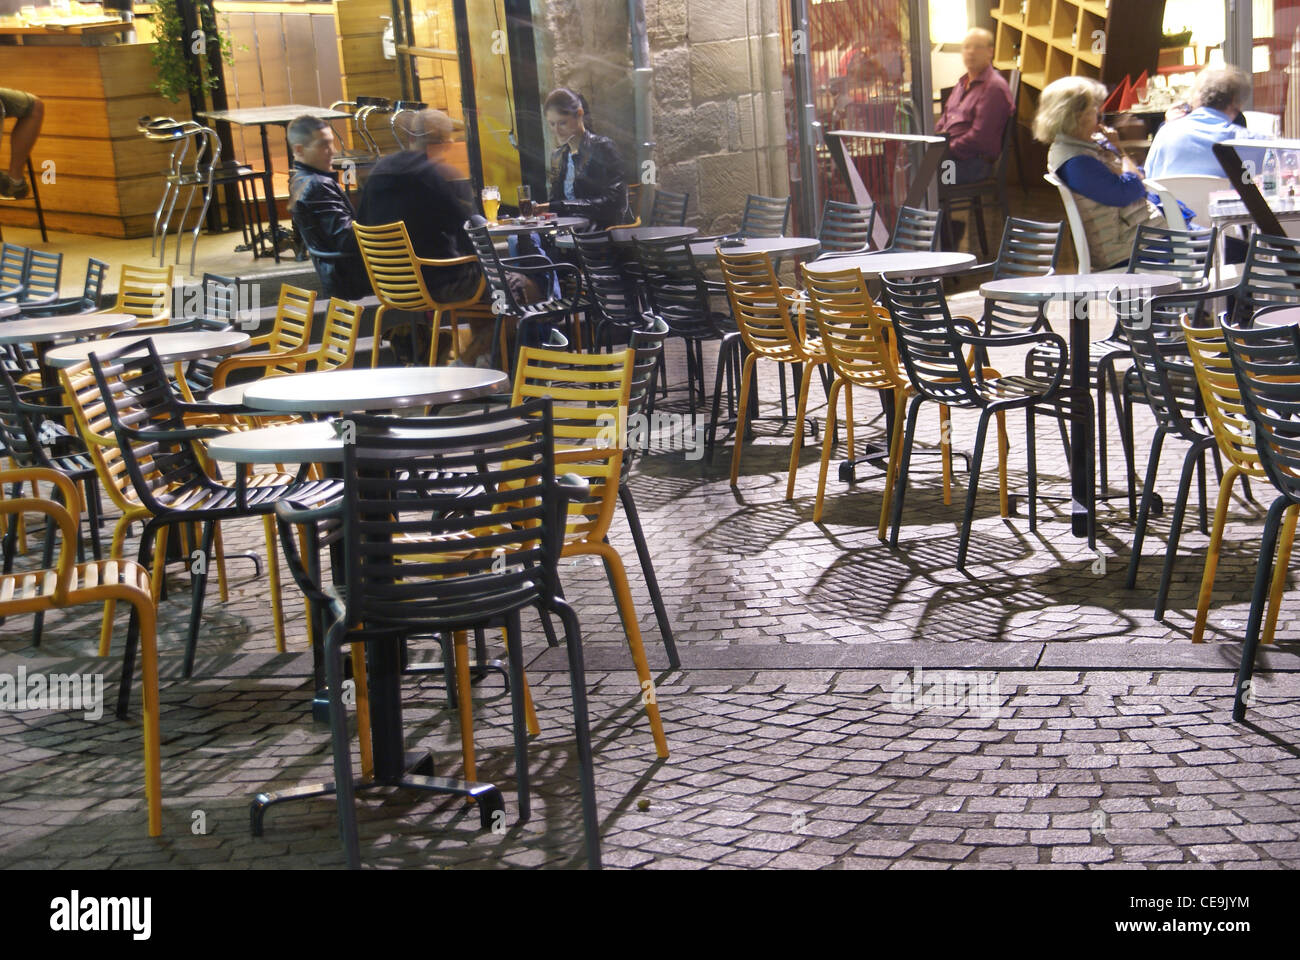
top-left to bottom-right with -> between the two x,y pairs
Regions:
535,0 -> 790,233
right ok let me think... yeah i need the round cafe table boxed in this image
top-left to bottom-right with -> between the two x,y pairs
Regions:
486,216 -> 587,238
608,225 -> 697,245
1251,304 -> 1300,327
978,272 -> 1183,540
803,250 -> 975,279
237,366 -> 508,415
689,236 -> 821,261
43,329 -> 252,369
0,312 -> 137,389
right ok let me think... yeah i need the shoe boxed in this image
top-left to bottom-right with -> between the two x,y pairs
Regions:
0,172 -> 28,200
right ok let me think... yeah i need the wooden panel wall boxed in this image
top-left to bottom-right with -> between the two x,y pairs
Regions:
0,43 -> 191,238
335,0 -> 404,108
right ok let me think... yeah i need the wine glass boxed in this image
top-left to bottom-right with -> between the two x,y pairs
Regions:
481,185 -> 501,224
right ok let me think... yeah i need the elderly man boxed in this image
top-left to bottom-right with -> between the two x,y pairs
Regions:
286,115 -> 370,299
1145,65 -> 1266,181
935,28 -> 1013,185
0,88 -> 44,200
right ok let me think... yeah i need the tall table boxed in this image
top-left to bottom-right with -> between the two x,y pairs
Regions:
199,105 -> 351,263
205,365 -> 513,839
977,273 -> 1183,540
0,312 -> 136,390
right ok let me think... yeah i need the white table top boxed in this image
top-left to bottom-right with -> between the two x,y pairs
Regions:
238,366 -> 508,414
804,250 -> 975,278
200,105 -> 350,127
979,272 -> 1184,303
692,236 -> 822,260
486,216 -> 587,237
205,417 -> 526,464
0,312 -> 136,344
43,330 -> 251,368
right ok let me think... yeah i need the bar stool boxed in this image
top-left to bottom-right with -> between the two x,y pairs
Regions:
0,100 -> 48,244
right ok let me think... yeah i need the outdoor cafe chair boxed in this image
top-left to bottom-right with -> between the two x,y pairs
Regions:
0,242 -> 27,301
634,236 -> 740,450
17,256 -> 108,318
272,398 -> 601,868
883,205 -> 941,253
572,231 -> 646,350
1219,317 -> 1300,722
1111,287 -> 1216,619
802,264 -> 953,534
719,248 -> 829,500
882,277 -> 1066,569
99,263 -> 175,329
0,466 -> 162,837
512,346 -> 670,757
210,284 -> 319,390
649,188 -> 689,227
464,220 -> 585,369
86,341 -> 341,704
355,219 -> 491,368
814,199 -> 876,258
1182,317 -> 1290,645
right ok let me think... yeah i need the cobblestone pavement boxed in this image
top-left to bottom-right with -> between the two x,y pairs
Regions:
2,295 -> 1299,868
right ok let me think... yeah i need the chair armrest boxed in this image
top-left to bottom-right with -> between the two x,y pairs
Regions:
498,254 -> 559,268
17,299 -> 94,318
212,350 -> 312,389
0,466 -> 79,601
414,253 -> 480,269
120,423 -> 229,444
274,497 -> 344,606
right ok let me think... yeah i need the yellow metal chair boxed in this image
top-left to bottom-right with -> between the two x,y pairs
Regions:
719,249 -> 829,499
352,220 -> 491,368
0,466 -> 163,836
512,346 -> 669,758
99,263 -> 175,328
1182,319 -> 1294,645
801,265 -> 954,536
210,284 -> 317,389
310,298 -> 364,371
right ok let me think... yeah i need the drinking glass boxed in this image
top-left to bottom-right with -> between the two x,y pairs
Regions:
481,185 -> 501,224
516,184 -> 533,218
1283,151 -> 1299,198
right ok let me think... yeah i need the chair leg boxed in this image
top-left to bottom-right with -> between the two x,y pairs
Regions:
618,483 -> 679,668
183,521 -> 217,678
814,377 -> 842,523
1192,465 -> 1241,643
1126,427 -> 1168,589
957,410 -> 993,572
889,396 -> 925,548
1026,405 -> 1038,532
784,360 -> 818,501
262,515 -> 286,653
1154,442 -> 1208,621
1262,503 -> 1299,646
100,515 -> 135,656
877,389 -> 908,542
324,625 -> 362,869
1234,496 -> 1289,722
939,404 -> 953,506
593,544 -> 669,759
550,598 -> 602,869
453,630 -> 476,781
996,410 -> 1009,518
502,609 -> 531,820
729,353 -> 757,486
123,597 -> 163,837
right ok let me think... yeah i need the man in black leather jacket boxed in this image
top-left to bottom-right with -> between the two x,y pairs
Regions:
287,115 -> 371,299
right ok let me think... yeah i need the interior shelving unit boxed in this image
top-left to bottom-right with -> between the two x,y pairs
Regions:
992,0 -> 1167,128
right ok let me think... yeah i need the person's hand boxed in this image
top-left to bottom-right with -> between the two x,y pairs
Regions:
1097,124 -> 1120,145
533,202 -> 549,214
1121,156 -> 1141,176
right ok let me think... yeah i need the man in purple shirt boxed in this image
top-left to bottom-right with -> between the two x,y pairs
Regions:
935,28 -> 1013,184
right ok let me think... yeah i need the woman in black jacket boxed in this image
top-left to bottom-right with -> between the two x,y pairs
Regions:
536,88 -> 631,230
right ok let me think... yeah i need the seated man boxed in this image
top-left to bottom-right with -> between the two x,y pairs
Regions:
0,87 -> 44,200
1145,65 -> 1266,182
935,28 -> 1013,186
358,108 -> 504,365
287,115 -> 371,299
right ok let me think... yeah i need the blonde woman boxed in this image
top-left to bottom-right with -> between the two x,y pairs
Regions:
1034,76 -> 1165,270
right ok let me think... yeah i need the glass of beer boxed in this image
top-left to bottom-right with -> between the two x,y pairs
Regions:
516,184 -> 533,219
481,185 -> 501,224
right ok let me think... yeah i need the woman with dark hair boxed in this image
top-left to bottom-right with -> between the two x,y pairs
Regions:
535,87 -> 632,230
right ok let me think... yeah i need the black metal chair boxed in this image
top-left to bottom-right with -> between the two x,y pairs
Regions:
572,231 -> 645,351
270,399 -> 601,868
1226,231 -> 1300,325
18,257 -> 107,317
0,242 -> 27,302
464,220 -> 584,371
634,236 -> 740,450
1220,317 -> 1300,722
649,188 -> 689,227
738,194 -> 791,238
16,247 -> 59,312
883,277 -> 1066,568
883,205 -> 941,252
87,339 -> 340,701
956,216 -> 1065,345
814,199 -> 876,258
1111,288 -> 1216,621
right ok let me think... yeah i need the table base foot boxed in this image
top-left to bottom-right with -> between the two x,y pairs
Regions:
250,750 -> 503,837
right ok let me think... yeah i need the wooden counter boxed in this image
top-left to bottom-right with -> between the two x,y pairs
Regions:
0,42 -> 189,238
